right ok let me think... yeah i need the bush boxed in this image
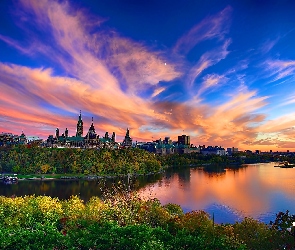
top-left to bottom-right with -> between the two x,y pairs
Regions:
0,195 -> 293,249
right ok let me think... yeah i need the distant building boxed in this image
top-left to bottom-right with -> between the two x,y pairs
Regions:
122,128 -> 132,147
111,132 -> 116,142
76,110 -> 83,137
178,135 -> 190,145
164,137 -> 172,144
19,131 -> 27,144
85,117 -> 97,140
27,136 -> 42,143
201,146 -> 226,156
47,111 -> 117,149
227,147 -> 238,155
137,142 -> 156,152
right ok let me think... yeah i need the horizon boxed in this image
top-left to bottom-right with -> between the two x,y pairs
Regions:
1,0 -> 295,151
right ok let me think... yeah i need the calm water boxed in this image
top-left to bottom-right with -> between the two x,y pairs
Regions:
1,162 -> 295,224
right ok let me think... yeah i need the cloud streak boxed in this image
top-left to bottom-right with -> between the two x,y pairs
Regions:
1,0 -> 295,150
174,6 -> 232,55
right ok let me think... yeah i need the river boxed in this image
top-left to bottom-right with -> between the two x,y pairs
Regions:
1,162 -> 295,224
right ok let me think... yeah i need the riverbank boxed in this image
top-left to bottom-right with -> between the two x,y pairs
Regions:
1,169 -> 166,182
0,194 -> 294,249
1,161 -> 247,184
2,162 -> 244,182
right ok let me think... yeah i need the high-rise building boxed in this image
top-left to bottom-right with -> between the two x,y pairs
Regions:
178,135 -> 190,145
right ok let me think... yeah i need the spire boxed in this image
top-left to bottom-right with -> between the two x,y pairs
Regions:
87,116 -> 96,139
78,110 -> 82,121
126,128 -> 130,137
123,128 -> 132,147
89,117 -> 96,134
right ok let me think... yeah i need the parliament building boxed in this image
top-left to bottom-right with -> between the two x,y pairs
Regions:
47,111 -> 132,149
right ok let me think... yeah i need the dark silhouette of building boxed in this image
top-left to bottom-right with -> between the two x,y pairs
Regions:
111,132 -> 116,142
56,128 -> 59,139
178,135 -> 190,145
65,128 -> 68,138
46,111 -> 120,149
122,128 -> 132,147
86,117 -> 97,140
76,110 -> 83,137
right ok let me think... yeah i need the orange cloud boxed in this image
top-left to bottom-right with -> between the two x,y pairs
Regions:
1,0 -> 294,151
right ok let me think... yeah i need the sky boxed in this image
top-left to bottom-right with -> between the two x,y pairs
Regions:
1,0 -> 295,151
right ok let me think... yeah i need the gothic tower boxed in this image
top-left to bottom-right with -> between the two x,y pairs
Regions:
76,110 -> 83,137
122,128 -> 132,147
87,117 -> 97,140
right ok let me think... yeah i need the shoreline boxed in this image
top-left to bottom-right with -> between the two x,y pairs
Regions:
2,169 -> 167,182
2,162 -> 249,183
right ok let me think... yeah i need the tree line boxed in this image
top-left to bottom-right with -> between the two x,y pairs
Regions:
0,146 -> 161,175
1,145 -> 294,176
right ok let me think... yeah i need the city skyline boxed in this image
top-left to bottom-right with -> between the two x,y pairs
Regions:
1,0 -> 295,151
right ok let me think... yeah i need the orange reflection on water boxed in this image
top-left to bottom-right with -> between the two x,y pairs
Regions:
139,163 -> 295,221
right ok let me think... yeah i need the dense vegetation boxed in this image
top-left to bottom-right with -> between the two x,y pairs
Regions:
0,193 -> 294,249
0,146 -> 161,175
1,147 -> 295,248
160,151 -> 294,167
2,145 -> 293,177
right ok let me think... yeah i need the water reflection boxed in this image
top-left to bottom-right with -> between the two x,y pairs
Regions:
0,174 -> 164,202
1,163 -> 295,224
139,163 -> 295,224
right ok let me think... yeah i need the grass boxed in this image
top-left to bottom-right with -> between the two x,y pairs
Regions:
2,173 -> 85,180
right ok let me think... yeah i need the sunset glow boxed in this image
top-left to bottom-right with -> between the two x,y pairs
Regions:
1,0 -> 295,151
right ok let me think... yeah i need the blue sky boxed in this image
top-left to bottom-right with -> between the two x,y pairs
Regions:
1,0 -> 295,150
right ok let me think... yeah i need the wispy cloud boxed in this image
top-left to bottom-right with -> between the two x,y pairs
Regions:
263,59 -> 295,82
104,36 -> 182,93
187,39 -> 231,87
0,35 -> 33,55
2,0 -> 290,150
174,6 -> 232,55
260,37 -> 280,54
196,74 -> 228,98
151,87 -> 166,98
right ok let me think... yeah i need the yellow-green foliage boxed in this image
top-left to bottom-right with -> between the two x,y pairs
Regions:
0,194 -> 293,249
0,195 -> 63,227
232,217 -> 291,250
171,210 -> 214,235
62,195 -> 85,220
0,146 -> 162,175
83,196 -> 106,220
